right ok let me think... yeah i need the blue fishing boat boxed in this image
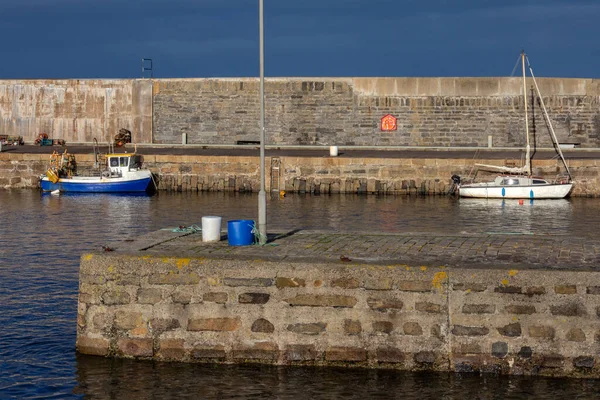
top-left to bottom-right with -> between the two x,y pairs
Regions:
40,151 -> 153,193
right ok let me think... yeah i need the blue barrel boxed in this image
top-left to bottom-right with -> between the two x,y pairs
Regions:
227,220 -> 255,246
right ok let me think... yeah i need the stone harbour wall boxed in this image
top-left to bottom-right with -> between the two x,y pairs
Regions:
2,152 -> 600,197
1,77 -> 599,148
77,253 -> 600,378
152,77 -> 600,148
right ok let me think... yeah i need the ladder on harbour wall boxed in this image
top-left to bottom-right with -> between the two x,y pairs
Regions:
270,157 -> 281,193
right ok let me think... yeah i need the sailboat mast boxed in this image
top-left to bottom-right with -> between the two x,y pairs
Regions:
526,56 -> 573,181
522,51 -> 532,176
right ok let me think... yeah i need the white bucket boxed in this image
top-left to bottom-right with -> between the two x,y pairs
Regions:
202,216 -> 222,242
329,146 -> 338,156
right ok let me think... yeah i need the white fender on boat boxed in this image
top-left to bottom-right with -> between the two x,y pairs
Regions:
51,189 -> 60,195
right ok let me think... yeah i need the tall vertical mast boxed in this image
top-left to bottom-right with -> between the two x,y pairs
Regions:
522,51 -> 532,176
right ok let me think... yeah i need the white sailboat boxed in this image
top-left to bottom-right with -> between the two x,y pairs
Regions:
457,51 -> 573,199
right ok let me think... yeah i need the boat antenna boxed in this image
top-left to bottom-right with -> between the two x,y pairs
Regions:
525,54 -> 572,181
522,50 -> 532,176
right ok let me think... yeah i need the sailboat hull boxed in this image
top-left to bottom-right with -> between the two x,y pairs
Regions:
459,183 -> 572,199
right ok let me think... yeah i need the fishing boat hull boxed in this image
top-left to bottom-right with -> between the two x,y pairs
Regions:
459,183 -> 572,199
40,173 -> 152,193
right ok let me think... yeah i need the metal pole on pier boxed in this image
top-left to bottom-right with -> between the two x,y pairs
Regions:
257,0 -> 267,244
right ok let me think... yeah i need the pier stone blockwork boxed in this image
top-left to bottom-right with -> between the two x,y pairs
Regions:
77,244 -> 600,378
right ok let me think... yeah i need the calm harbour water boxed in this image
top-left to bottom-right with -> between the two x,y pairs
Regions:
1,189 -> 600,399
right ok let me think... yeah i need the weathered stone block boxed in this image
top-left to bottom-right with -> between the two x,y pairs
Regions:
191,345 -> 226,360
276,277 -> 305,288
367,297 -> 403,311
458,343 -> 481,354
203,292 -> 228,303
114,311 -> 144,330
494,286 -> 522,294
188,317 -> 241,331
541,355 -> 564,368
397,280 -> 431,292
148,273 -> 201,285
92,313 -> 111,331
403,322 -> 423,336
372,321 -> 394,334
364,278 -> 393,290
586,286 -> 600,295
285,344 -> 317,361
518,346 -> 533,358
452,325 -> 489,336
525,286 -> 546,296
462,304 -> 495,314
344,319 -> 362,335
117,338 -> 153,358
554,285 -> 577,294
529,326 -> 555,339
171,290 -> 192,304
239,292 -> 270,304
504,305 -> 536,314
375,347 -> 405,363
453,282 -> 487,292
137,288 -> 162,304
331,277 -> 360,289
416,301 -> 444,314
491,342 -> 508,358
157,339 -> 186,360
414,351 -> 436,364
223,277 -> 273,287
76,336 -> 109,356
326,347 -> 367,362
287,322 -> 326,335
566,328 -> 586,342
574,356 -> 595,369
251,318 -> 275,333
497,323 -> 522,337
285,294 -> 357,308
102,290 -> 131,305
232,342 -> 279,360
550,302 -> 587,316
150,318 -> 181,334
431,324 -> 444,339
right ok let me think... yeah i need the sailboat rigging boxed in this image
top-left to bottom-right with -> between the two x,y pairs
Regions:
456,51 -> 573,199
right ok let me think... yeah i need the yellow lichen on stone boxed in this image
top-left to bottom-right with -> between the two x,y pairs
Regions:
501,279 -> 509,286
108,266 -> 114,273
432,271 -> 448,290
83,254 -> 93,261
509,270 -> 518,276
176,258 -> 191,270
207,277 -> 219,286
420,266 -> 427,271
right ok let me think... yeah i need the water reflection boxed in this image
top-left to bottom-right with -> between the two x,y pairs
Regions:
74,355 -> 600,400
456,199 -> 573,236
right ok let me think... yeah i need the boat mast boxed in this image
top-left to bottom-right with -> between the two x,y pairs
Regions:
525,55 -> 573,181
522,51 -> 532,176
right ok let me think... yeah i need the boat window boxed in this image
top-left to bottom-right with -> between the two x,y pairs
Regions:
110,158 -> 118,167
533,179 -> 547,185
501,178 -> 519,185
119,157 -> 129,167
130,156 -> 141,169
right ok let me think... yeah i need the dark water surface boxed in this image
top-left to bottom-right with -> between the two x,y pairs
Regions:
1,190 -> 600,399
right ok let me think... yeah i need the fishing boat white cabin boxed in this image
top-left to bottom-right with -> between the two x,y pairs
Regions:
457,51 -> 574,199
40,152 -> 153,193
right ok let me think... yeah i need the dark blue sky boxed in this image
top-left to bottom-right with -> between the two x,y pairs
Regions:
1,0 -> 598,79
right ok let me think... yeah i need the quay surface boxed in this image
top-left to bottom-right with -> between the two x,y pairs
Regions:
77,228 -> 600,378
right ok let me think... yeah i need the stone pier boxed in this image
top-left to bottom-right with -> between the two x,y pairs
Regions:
76,229 -> 600,378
